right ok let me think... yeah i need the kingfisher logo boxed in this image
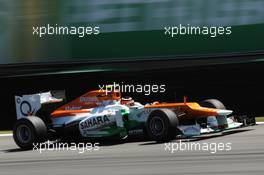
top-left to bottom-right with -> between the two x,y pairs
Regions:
80,115 -> 111,130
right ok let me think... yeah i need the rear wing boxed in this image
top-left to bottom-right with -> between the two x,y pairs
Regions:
15,90 -> 65,119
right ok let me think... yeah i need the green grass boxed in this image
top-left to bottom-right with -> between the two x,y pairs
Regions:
256,117 -> 264,122
0,130 -> 12,134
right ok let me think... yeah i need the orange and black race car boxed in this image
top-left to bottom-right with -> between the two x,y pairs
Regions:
13,88 -> 240,149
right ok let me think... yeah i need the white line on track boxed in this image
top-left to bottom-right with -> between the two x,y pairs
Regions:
256,122 -> 264,125
0,133 -> 12,137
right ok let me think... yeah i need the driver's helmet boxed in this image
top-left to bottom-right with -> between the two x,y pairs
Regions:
120,96 -> 135,106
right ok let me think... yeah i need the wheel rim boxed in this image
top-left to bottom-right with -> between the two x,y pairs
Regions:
149,116 -> 165,136
16,124 -> 31,143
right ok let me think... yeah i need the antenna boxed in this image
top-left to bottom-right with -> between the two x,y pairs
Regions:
184,96 -> 187,104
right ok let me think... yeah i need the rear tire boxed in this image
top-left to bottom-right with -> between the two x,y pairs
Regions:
13,116 -> 47,150
146,109 -> 179,142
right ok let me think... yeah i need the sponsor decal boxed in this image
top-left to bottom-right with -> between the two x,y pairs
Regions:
80,96 -> 98,103
65,106 -> 82,110
183,126 -> 200,134
179,125 -> 201,136
20,101 -> 35,116
80,115 -> 111,130
128,129 -> 143,135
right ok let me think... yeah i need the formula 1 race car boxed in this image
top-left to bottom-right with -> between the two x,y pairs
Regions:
13,88 -> 241,149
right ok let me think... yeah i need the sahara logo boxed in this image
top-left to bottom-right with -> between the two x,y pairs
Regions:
80,115 -> 111,130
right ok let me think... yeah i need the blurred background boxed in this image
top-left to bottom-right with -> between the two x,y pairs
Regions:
0,0 -> 264,64
0,0 -> 264,129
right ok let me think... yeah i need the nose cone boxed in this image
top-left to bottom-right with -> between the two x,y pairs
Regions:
216,109 -> 233,116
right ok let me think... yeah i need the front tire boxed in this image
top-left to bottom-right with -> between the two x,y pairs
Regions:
200,99 -> 226,110
199,99 -> 228,130
13,116 -> 47,150
146,109 -> 179,142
